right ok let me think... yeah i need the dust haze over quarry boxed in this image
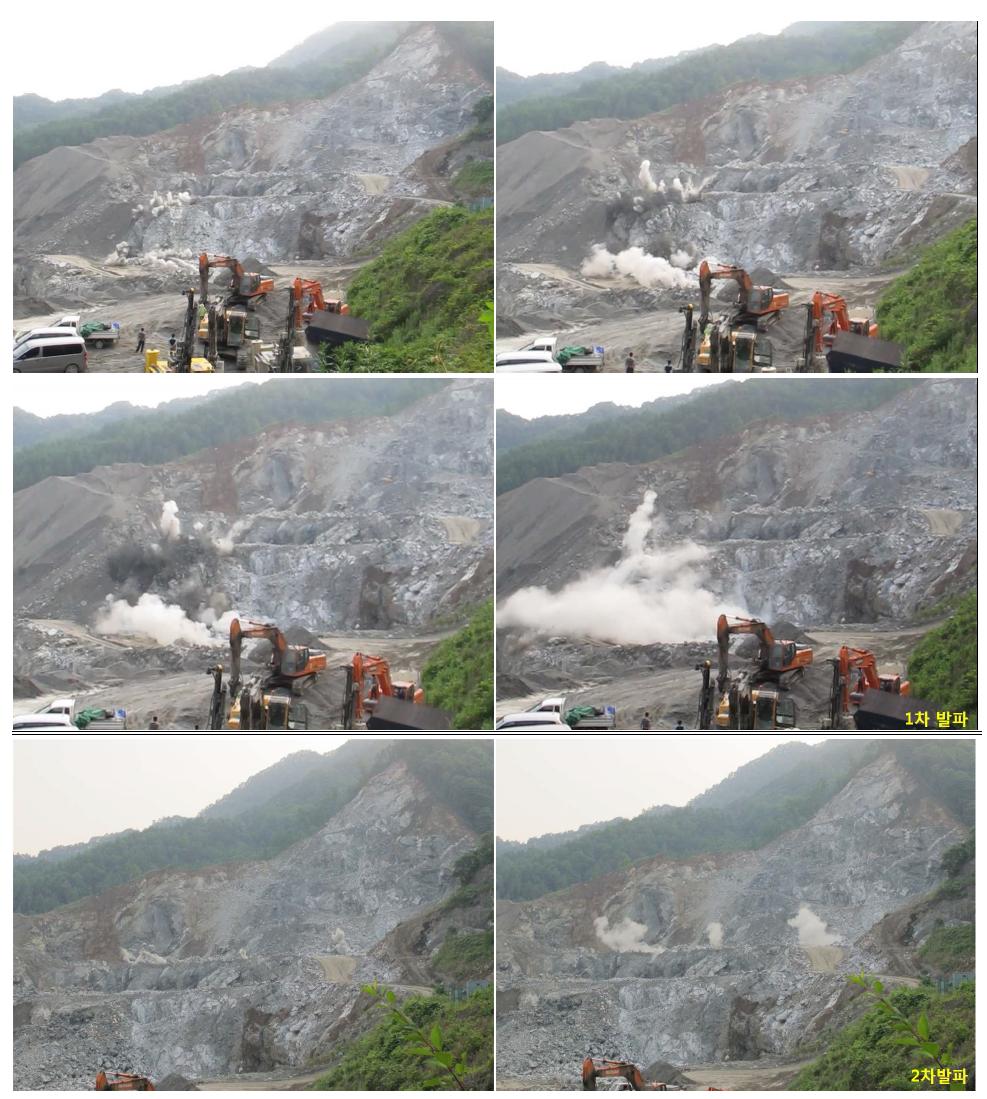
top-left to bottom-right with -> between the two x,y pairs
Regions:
495,379 -> 976,728
495,740 -> 975,1090
13,740 -> 495,1090
494,22 -> 976,366
12,381 -> 493,729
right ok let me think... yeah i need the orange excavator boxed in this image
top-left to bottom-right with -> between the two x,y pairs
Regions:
803,291 -> 878,357
697,261 -> 790,330
827,645 -> 910,727
342,653 -> 424,728
290,277 -> 351,327
581,1058 -> 676,1091
716,614 -> 813,690
95,1071 -> 154,1091
198,253 -> 274,307
228,618 -> 326,698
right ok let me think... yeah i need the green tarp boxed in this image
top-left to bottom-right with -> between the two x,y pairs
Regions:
79,321 -> 112,338
73,707 -> 111,728
564,705 -> 598,727
556,345 -> 592,367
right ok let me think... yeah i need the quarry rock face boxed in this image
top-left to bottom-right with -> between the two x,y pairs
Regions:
13,23 -> 489,283
496,22 -> 976,319
496,381 -> 976,626
13,382 -> 493,634
13,761 -> 477,1089
496,754 -> 966,1078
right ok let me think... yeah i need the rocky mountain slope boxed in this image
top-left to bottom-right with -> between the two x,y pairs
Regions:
16,381 -> 491,629
497,380 -> 975,624
496,748 -> 970,1084
496,22 -> 975,327
14,754 -> 487,1089
14,22 -> 490,310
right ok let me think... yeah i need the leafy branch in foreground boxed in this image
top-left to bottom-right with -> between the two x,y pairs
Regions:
362,983 -> 468,1089
847,974 -> 965,1089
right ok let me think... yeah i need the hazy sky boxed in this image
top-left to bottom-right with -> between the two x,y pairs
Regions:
497,736 -> 826,841
14,736 -> 345,854
495,375 -> 743,418
13,376 -> 275,417
497,13 -> 793,76
10,6 -> 454,99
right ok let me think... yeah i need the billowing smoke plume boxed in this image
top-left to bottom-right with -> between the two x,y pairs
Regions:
670,249 -> 693,268
95,593 -> 223,647
594,915 -> 665,955
159,500 -> 181,541
787,905 -> 839,946
581,245 -> 696,290
638,159 -> 659,193
499,491 -> 746,645
707,921 -> 724,949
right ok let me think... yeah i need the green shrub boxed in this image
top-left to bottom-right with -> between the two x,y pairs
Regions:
877,220 -> 977,372
421,602 -> 494,729
907,592 -> 977,722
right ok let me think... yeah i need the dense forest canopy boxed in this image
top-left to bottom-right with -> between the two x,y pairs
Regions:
496,22 -> 917,144
496,379 -> 914,495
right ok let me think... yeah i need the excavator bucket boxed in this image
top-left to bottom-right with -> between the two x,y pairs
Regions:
827,331 -> 902,372
366,696 -> 452,730
306,309 -> 370,347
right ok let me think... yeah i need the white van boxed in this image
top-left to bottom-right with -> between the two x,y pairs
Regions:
494,351 -> 562,374
15,326 -> 81,347
13,335 -> 88,373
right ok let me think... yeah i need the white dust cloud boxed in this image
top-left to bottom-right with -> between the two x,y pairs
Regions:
638,159 -> 660,193
159,500 -> 181,541
594,915 -> 665,955
707,921 -> 724,949
95,594 -> 218,647
499,491 -> 747,645
787,905 -> 839,946
670,249 -> 693,268
581,245 -> 695,289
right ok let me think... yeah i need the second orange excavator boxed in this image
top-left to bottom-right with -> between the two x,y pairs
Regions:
581,1057 -> 676,1091
697,261 -> 790,330
95,1071 -> 155,1091
342,653 -> 424,728
827,645 -> 910,728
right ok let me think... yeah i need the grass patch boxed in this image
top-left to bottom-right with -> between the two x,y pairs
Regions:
421,601 -> 494,729
876,219 -> 977,372
433,930 -> 493,982
310,987 -> 493,1090
907,591 -> 976,722
919,926 -> 975,971
792,984 -> 975,1090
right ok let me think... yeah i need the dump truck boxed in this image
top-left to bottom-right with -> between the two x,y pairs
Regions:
826,330 -> 903,372
852,688 -> 941,729
533,695 -> 617,729
55,315 -> 120,349
496,335 -> 604,372
365,696 -> 452,730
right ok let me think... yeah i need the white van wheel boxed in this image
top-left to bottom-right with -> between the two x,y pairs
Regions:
65,365 -> 80,373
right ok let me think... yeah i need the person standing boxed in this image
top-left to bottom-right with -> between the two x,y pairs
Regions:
640,711 -> 652,729
168,333 -> 177,357
135,327 -> 146,353
625,351 -> 636,373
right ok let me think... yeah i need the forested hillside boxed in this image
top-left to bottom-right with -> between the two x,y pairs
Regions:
14,740 -> 493,914
325,205 -> 494,373
877,218 -> 977,372
907,591 -> 977,721
421,601 -> 495,729
13,379 -> 443,491
496,379 -> 914,495
496,742 -> 973,901
496,22 -> 916,144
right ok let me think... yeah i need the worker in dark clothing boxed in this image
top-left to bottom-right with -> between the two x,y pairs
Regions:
135,327 -> 146,353
665,358 -> 673,373
674,720 -> 685,730
148,714 -> 160,730
640,711 -> 652,730
168,333 -> 177,356
625,351 -> 636,373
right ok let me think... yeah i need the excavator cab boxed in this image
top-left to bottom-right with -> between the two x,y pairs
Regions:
746,287 -> 776,313
753,689 -> 797,729
279,647 -> 310,676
